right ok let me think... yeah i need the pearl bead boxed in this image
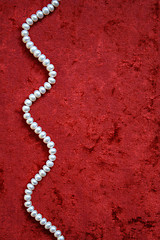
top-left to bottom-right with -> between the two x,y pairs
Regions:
30,46 -> 37,54
26,117 -> 33,125
49,148 -> 57,154
26,18 -> 33,26
35,213 -> 42,221
39,169 -> 46,177
42,59 -> 50,66
33,49 -> 41,58
30,122 -> 38,130
39,86 -> 46,94
45,221 -> 52,229
24,99 -> 32,106
54,230 -> 62,238
24,194 -> 31,201
27,183 -> 34,190
46,160 -> 54,168
35,174 -> 42,181
43,136 -> 51,143
26,41 -> 34,49
43,165 -> 50,172
40,218 -> 47,225
42,7 -> 49,15
46,64 -> 54,71
39,131 -> 46,139
25,189 -> 32,195
49,155 -> 56,161
22,36 -> 30,43
47,141 -> 55,148
29,93 -> 36,101
27,206 -> 34,213
23,113 -> 31,119
44,82 -> 51,90
31,178 -> 38,185
34,90 -> 41,98
49,71 -> 57,77
52,0 -> 59,7
48,77 -> 56,84
22,105 -> 30,112
22,23 -> 30,30
38,54 -> 46,62
31,210 -> 37,217
31,14 -> 38,22
24,201 -> 32,207
21,30 -> 29,37
58,236 -> 65,240
34,126 -> 42,134
49,225 -> 57,233
47,4 -> 54,12
36,10 -> 44,19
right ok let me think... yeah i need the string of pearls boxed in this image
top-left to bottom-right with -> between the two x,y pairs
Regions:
21,1 -> 64,239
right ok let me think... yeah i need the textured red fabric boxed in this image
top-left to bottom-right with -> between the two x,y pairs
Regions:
0,0 -> 160,239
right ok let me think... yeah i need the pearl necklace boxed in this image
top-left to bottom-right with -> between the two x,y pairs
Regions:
21,1 -> 64,239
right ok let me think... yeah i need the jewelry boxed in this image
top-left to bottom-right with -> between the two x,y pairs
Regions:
21,1 -> 64,239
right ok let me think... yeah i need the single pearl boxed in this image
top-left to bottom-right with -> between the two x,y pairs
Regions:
30,46 -> 37,54
49,71 -> 57,77
58,236 -> 65,240
34,49 -> 41,58
38,54 -> 46,62
25,189 -> 32,195
47,141 -> 55,148
26,117 -> 33,125
29,93 -> 36,101
35,174 -> 42,181
46,64 -> 54,71
49,225 -> 57,233
22,36 -> 30,43
34,90 -> 41,98
40,218 -> 47,225
23,113 -> 31,119
46,160 -> 54,168
43,165 -> 50,172
48,77 -> 56,84
26,41 -> 34,49
35,213 -> 42,221
21,30 -> 29,37
22,105 -> 30,112
24,201 -> 32,207
45,221 -> 52,229
26,18 -> 33,26
30,122 -> 38,130
44,82 -> 51,90
39,86 -> 46,94
27,206 -> 34,213
52,0 -> 59,7
54,230 -> 62,238
31,178 -> 38,185
24,195 -> 31,201
39,131 -> 46,139
49,148 -> 57,155
27,183 -> 34,190
22,23 -> 30,30
42,7 -> 49,15
31,210 -> 37,217
24,99 -> 32,106
39,169 -> 46,177
36,10 -> 44,19
31,14 -> 38,22
49,155 -> 56,161
42,59 -> 50,66
43,136 -> 51,143
47,4 -> 54,12
34,126 -> 42,134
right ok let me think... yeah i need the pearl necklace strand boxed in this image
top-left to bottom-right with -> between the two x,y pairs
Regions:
21,1 -> 64,239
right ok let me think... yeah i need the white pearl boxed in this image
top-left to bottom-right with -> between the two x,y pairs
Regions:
24,99 -> 32,106
34,49 -> 41,58
22,23 -> 30,30
54,230 -> 62,238
39,169 -> 46,177
52,0 -> 59,7
34,90 -> 41,98
46,160 -> 54,168
49,71 -> 57,77
26,117 -> 33,125
40,218 -> 47,225
34,126 -> 42,134
39,86 -> 46,94
42,59 -> 50,66
58,236 -> 65,240
49,148 -> 57,154
39,131 -> 46,139
45,221 -> 52,229
30,122 -> 38,130
31,14 -> 38,22
35,174 -> 42,181
48,77 -> 56,84
31,210 -> 37,217
36,10 -> 44,19
35,213 -> 42,221
24,201 -> 32,207
27,183 -> 34,190
24,194 -> 31,201
25,189 -> 32,195
31,178 -> 38,185
30,46 -> 37,54
46,64 -> 54,71
23,113 -> 31,119
47,141 -> 55,148
29,93 -> 36,101
38,54 -> 46,62
26,41 -> 34,49
47,4 -> 54,12
49,155 -> 56,161
22,105 -> 30,112
21,30 -> 29,37
44,82 -> 51,90
42,7 -> 50,15
43,165 -> 50,172
43,136 -> 51,143
49,225 -> 57,233
22,36 -> 30,43
26,18 -> 33,26
27,206 -> 34,213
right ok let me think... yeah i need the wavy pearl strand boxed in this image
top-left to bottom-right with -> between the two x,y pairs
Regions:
21,1 -> 64,240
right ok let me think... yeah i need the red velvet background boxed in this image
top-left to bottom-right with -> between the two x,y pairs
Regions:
0,0 -> 160,239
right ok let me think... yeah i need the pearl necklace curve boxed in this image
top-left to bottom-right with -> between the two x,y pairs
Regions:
21,1 -> 64,240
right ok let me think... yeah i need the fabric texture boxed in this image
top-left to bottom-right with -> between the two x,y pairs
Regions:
0,0 -> 160,239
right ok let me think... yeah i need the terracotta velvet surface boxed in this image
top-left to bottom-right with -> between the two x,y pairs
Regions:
0,0 -> 160,239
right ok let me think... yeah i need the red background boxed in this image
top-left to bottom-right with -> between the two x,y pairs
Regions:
0,0 -> 160,239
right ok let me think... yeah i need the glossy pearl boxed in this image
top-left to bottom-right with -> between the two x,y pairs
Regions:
44,82 -> 51,90
26,41 -> 34,49
48,77 -> 56,84
31,210 -> 37,217
45,222 -> 52,229
26,18 -> 33,25
26,117 -> 33,125
35,213 -> 42,221
31,178 -> 38,185
49,71 -> 57,77
25,189 -> 32,195
36,10 -> 44,19
22,105 -> 30,112
24,195 -> 31,201
39,86 -> 46,94
38,54 -> 46,62
39,131 -> 46,139
24,99 -> 32,106
22,23 -> 30,30
31,14 -> 38,22
52,0 -> 59,7
30,46 -> 37,54
42,59 -> 50,66
58,236 -> 65,240
43,165 -> 50,172
24,201 -> 32,207
21,30 -> 29,37
46,160 -> 54,168
40,218 -> 47,225
49,148 -> 57,154
47,141 -> 55,148
43,136 -> 51,143
34,90 -> 41,98
39,169 -> 46,177
27,183 -> 34,190
42,7 -> 49,15
35,174 -> 42,181
54,230 -> 62,238
29,93 -> 36,101
34,126 -> 42,134
27,206 -> 34,213
30,122 -> 38,130
47,4 -> 54,12
23,36 -> 30,43
46,64 -> 54,71
34,50 -> 41,58
50,225 -> 57,233
49,155 -> 56,161
23,113 -> 31,119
